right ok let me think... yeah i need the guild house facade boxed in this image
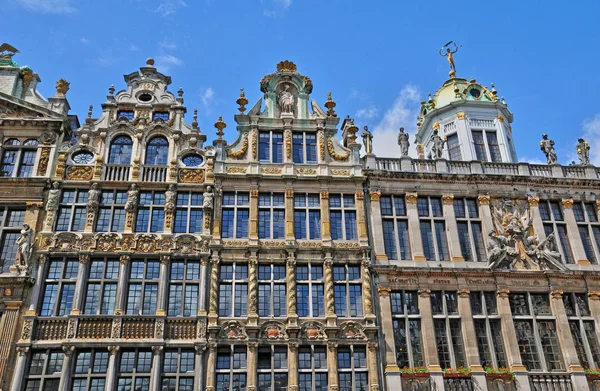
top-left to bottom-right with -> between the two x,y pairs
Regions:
0,42 -> 599,391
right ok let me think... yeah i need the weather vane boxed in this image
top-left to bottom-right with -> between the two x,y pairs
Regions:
439,41 -> 460,77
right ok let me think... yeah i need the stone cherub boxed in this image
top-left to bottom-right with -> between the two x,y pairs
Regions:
576,137 -> 590,165
540,134 -> 557,164
398,127 -> 410,157
362,126 -> 373,154
430,129 -> 445,159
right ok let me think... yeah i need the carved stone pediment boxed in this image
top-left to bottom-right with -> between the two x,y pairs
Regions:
301,321 -> 326,340
262,321 -> 288,340
338,321 -> 366,340
219,320 -> 247,340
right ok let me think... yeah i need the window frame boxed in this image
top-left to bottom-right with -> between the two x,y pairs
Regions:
390,290 -> 424,368
431,291 -> 466,369
0,207 -> 26,273
168,259 -> 201,317
258,264 -> 287,318
218,263 -> 249,318
258,193 -> 285,239
96,189 -> 127,233
257,345 -> 288,391
573,201 -> 600,264
294,193 -> 321,240
71,348 -> 110,391
417,197 -> 450,261
0,138 -> 39,178
116,349 -> 153,390
55,189 -> 88,232
173,191 -> 204,234
380,195 -> 411,260
539,200 -> 574,264
333,264 -> 362,318
258,130 -> 284,163
83,257 -> 120,315
329,194 -> 357,241
135,190 -> 165,233
160,348 -> 196,391
470,291 -> 507,368
563,292 -> 600,369
40,257 -> 79,316
337,345 -> 368,391
23,349 -> 64,391
216,345 -> 248,391
222,192 -> 250,239
297,263 -> 325,318
292,132 -> 318,164
298,345 -> 328,391
126,259 -> 160,316
454,198 -> 486,262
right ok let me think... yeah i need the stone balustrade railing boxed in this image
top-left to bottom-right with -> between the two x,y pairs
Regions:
370,157 -> 600,180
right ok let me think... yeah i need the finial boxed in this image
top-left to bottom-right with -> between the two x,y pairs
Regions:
55,78 -> 70,96
428,92 -> 433,103
324,92 -> 337,117
85,105 -> 93,124
192,109 -> 198,129
501,96 -> 506,105
469,77 -> 476,84
146,58 -> 155,67
214,116 -> 226,139
108,84 -> 115,96
491,83 -> 497,95
177,87 -> 184,104
236,88 -> 249,113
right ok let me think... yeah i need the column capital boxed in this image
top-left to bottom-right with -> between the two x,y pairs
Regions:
378,287 -> 391,297
456,112 -> 466,120
247,342 -> 258,352
477,194 -> 491,205
320,191 -> 329,199
79,253 -> 90,264
442,194 -> 454,205
458,288 -> 470,298
497,288 -> 510,298
368,189 -> 381,201
367,342 -> 378,352
250,188 -> 259,198
38,254 -> 49,264
108,345 -> 120,355
62,345 -> 75,356
528,196 -> 540,207
152,346 -> 164,354
119,254 -> 131,265
16,346 -> 30,356
418,289 -> 431,298
562,198 -> 574,209
589,291 -> 600,301
159,254 -> 170,265
355,190 -> 365,200
327,341 -> 338,352
596,200 -> 600,211
550,289 -> 564,299
285,189 -> 294,198
405,192 -> 418,204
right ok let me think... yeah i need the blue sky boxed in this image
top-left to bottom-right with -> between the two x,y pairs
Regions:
3,0 -> 600,164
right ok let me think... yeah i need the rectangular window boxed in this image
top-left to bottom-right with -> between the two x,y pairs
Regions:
135,191 -> 165,233
96,190 -> 127,232
486,131 -> 502,162
294,193 -> 321,240
298,346 -> 328,391
293,133 -> 318,164
216,346 -> 247,391
161,349 -> 195,391
259,193 -> 285,239
472,130 -> 487,161
563,292 -> 600,369
259,131 -> 284,163
258,264 -> 287,317
257,346 -> 288,391
1,142 -> 39,178
222,192 -> 250,239
40,258 -> 78,316
84,257 -> 119,315
297,264 -> 325,317
71,349 -> 109,390
391,291 -> 423,368
573,202 -> 600,264
454,198 -> 486,262
333,265 -> 362,317
540,200 -> 573,264
330,194 -> 357,240
117,349 -> 152,391
470,291 -> 507,368
447,134 -> 462,161
55,189 -> 88,231
337,346 -> 368,391
168,259 -> 201,317
380,196 -> 411,260
126,260 -> 160,315
0,207 -> 25,273
152,112 -> 170,121
174,192 -> 204,234
117,110 -> 135,120
23,349 -> 64,390
219,263 -> 248,317
431,291 -> 465,369
418,197 -> 449,261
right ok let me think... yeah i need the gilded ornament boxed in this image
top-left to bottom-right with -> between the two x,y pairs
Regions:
497,288 -> 510,298
418,289 -> 431,298
251,129 -> 257,159
37,147 -> 51,176
55,78 -> 70,95
226,166 -> 247,174
285,189 -> 294,198
478,194 -> 491,205
226,133 -> 248,158
327,136 -> 350,161
65,165 -> 94,181
456,112 -> 465,120
320,191 -> 329,199
442,194 -> 454,205
285,130 -> 292,159
236,88 -> 249,113
355,190 -> 364,200
561,198 -> 574,209
263,167 -> 282,174
296,168 -> 316,175
550,289 -> 564,299
318,130 -> 325,160
324,92 -> 337,117
497,115 -> 505,123
369,190 -> 381,201
432,121 -> 440,130
528,196 -> 540,207
588,291 -> 600,301
378,287 -> 391,297
331,169 -> 350,176
276,60 -> 297,74
458,289 -> 470,298
178,168 -> 205,183
405,192 -> 418,204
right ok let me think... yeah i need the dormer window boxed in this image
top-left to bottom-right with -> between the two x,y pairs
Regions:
145,137 -> 169,166
1,138 -> 38,178
152,112 -> 169,122
117,111 -> 134,121
292,132 -> 317,164
259,131 -> 283,163
472,130 -> 502,163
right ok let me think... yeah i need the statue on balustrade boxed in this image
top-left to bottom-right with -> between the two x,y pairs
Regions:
576,137 -> 590,165
398,127 -> 410,157
540,134 -> 557,164
362,126 -> 373,155
430,129 -> 445,159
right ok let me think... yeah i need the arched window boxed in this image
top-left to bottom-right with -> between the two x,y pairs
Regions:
108,136 -> 133,164
1,138 -> 38,177
145,137 -> 169,165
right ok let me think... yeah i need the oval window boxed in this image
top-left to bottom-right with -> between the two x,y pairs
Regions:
138,93 -> 153,102
469,89 -> 481,98
182,154 -> 203,167
72,151 -> 94,164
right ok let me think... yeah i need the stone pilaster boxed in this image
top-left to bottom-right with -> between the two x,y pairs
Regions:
528,197 -> 546,241
208,255 -> 220,326
378,287 -> 401,390
442,194 -> 464,262
324,255 -> 336,326
70,254 -> 90,315
198,257 -> 209,315
58,345 -> 75,391
249,188 -> 259,240
27,254 -> 49,314
327,342 -> 338,391
0,301 -> 22,385
194,345 -> 206,391
320,190 -> 331,241
561,198 -> 590,265
362,259 -> 375,323
478,194 -> 493,241
150,346 -> 163,391
356,190 -> 368,241
9,347 -> 29,391
368,190 -> 387,261
247,342 -> 257,391
457,289 -> 486,385
205,343 -> 217,391
248,251 -> 258,326
367,342 -> 380,391
287,251 -> 297,325
156,255 -> 170,315
285,189 -> 294,240
288,343 -> 299,391
405,192 -> 425,261
588,291 -> 600,351
105,346 -> 119,391
114,254 -> 130,315
418,289 -> 439,369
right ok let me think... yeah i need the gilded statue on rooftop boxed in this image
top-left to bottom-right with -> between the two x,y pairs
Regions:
439,41 -> 459,77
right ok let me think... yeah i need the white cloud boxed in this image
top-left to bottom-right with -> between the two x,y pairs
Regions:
15,0 -> 75,13
80,37 -> 89,44
155,54 -> 183,73
355,105 -> 379,120
262,0 -> 292,17
371,85 -> 421,158
155,0 -> 186,16
582,114 -> 600,166
201,87 -> 215,110
159,39 -> 177,51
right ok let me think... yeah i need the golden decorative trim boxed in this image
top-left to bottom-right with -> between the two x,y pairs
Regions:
178,168 -> 205,183
222,240 -> 249,247
226,167 -> 247,174
561,198 -> 574,209
37,147 -> 51,176
327,136 -> 350,161
65,165 -> 94,181
333,242 -> 360,249
285,189 -> 294,197
378,287 -> 391,297
277,60 -> 297,74
442,194 -> 454,205
456,112 -> 465,120
296,168 -> 317,175
577,259 -> 592,265
384,365 -> 401,373
497,288 -> 510,298
251,129 -> 257,159
285,130 -> 292,159
528,196 -> 540,207
418,289 -> 431,298
497,115 -> 505,123
226,133 -> 248,158
262,167 -> 282,174
458,289 -> 470,298
452,256 -> 465,262
375,254 -> 388,261
510,365 -> 527,371
320,191 -> 329,199
369,190 -> 381,201
597,200 -> 600,211
588,291 -> 600,301
259,240 -> 286,248
414,255 -> 426,261
405,192 -> 418,204
550,289 -> 563,299
298,241 -> 323,248
355,191 -> 364,200
478,194 -> 491,205
331,169 -> 350,176
250,189 -> 259,197
432,121 -> 440,130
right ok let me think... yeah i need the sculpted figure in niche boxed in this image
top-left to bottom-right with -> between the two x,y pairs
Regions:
15,224 -> 33,271
540,133 -> 557,164
87,183 -> 101,213
47,181 -> 61,211
165,184 -> 177,212
398,127 -> 410,157
125,184 -> 139,213
430,129 -> 445,159
203,186 -> 214,210
278,84 -> 295,114
362,126 -> 373,154
577,137 -> 590,165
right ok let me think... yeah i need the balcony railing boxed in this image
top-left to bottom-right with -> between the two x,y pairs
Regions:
77,317 -> 112,339
412,159 -> 437,173
563,165 -> 587,179
529,374 -> 573,390
103,164 -> 130,181
530,164 -> 553,177
35,318 -> 68,340
141,165 -> 168,182
482,162 -> 519,175
444,377 -> 474,391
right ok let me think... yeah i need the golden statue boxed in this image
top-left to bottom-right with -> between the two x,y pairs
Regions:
439,41 -> 459,76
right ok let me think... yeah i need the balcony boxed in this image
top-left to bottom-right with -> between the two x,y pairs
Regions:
141,165 -> 168,182
444,377 -> 474,391
103,164 -> 130,181
35,318 -> 68,340
529,374 -> 573,390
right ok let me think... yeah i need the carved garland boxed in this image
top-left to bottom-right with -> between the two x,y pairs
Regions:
285,130 -> 292,159
226,133 -> 249,158
327,136 -> 350,161
251,129 -> 258,159
179,169 -> 205,183
65,165 -> 94,181
318,130 -> 325,161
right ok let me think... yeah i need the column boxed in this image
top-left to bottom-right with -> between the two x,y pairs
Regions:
58,345 -> 75,391
156,255 -> 170,315
105,346 -> 120,391
287,251 -> 298,325
114,255 -> 130,315
249,188 -> 259,240
71,254 -> 90,315
247,342 -> 257,391
285,189 -> 294,240
528,197 -> 546,241
205,343 -> 218,391
327,342 -> 338,391
208,255 -> 220,326
378,288 -> 401,390
497,289 -> 531,391
368,190 -> 387,262
0,302 -> 22,385
320,191 -> 331,242
150,346 -> 163,391
248,251 -> 258,326
405,192 -> 425,261
288,343 -> 299,391
588,291 -> 600,349
356,190 -> 368,242
367,342 -> 380,391
442,194 -> 464,262
198,257 -> 209,315
418,289 -> 443,389
478,195 -> 493,239
362,259 -> 375,324
324,255 -> 336,327
194,345 -> 206,391
457,289 -> 486,386
27,254 -> 49,314
562,198 -> 590,265
549,290 -> 588,389
9,347 -> 29,391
